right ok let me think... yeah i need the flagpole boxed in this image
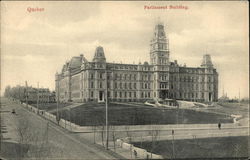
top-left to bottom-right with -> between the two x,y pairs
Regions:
105,67 -> 109,150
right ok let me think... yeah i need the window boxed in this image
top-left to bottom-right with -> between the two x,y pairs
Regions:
90,73 -> 94,79
100,82 -> 102,88
134,92 -> 136,98
91,82 -> 94,88
91,91 -> 94,98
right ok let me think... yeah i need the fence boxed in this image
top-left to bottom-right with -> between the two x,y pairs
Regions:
116,139 -> 163,159
21,103 -> 245,134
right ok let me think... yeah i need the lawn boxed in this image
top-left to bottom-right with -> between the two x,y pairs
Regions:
56,102 -> 233,126
30,102 -> 71,111
216,102 -> 249,117
132,136 -> 248,159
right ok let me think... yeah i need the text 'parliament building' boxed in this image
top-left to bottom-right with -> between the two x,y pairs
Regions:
55,22 -> 218,103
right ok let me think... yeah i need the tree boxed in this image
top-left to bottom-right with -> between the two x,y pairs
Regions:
15,118 -> 52,159
110,125 -> 117,152
148,128 -> 160,159
124,126 -> 132,158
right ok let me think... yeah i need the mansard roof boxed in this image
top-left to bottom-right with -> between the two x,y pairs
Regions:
69,56 -> 82,69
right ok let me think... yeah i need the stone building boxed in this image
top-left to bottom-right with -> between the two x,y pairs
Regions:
55,22 -> 218,103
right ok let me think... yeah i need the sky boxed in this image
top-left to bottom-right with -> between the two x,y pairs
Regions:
1,1 -> 249,98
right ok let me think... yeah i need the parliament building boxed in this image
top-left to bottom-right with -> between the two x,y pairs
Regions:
55,23 -> 218,103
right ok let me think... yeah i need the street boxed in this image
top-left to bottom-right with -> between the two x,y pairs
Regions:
0,98 -> 122,159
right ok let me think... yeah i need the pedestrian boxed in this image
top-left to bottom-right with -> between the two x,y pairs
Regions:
218,122 -> 221,130
134,149 -> 137,158
172,129 -> 174,135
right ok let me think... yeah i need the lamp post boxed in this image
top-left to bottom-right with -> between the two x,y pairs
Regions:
172,129 -> 175,159
25,81 -> 28,107
37,82 -> 39,114
56,78 -> 60,125
105,67 -> 109,150
239,88 -> 241,106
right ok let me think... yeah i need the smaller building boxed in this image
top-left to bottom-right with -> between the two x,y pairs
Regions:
26,88 -> 55,104
4,85 -> 56,104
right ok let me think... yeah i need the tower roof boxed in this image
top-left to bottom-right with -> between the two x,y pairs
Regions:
93,46 -> 106,62
201,54 -> 213,68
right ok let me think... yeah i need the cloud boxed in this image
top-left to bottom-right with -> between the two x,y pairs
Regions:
1,1 -> 249,98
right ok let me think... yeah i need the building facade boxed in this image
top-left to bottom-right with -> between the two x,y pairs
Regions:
55,23 -> 218,103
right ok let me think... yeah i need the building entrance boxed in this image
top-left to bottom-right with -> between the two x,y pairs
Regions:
209,92 -> 212,102
99,91 -> 104,102
159,90 -> 168,99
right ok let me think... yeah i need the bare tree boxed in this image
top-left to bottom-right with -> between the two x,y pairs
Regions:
97,122 -> 105,147
125,125 -> 132,142
110,125 -> 117,152
15,118 -> 52,159
92,124 -> 97,144
15,119 -> 34,159
124,126 -> 133,158
148,128 -> 160,159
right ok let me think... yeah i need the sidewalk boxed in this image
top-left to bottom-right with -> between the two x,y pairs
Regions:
97,141 -> 145,159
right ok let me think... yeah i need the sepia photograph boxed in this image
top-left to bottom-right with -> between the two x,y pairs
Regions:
0,1 -> 249,159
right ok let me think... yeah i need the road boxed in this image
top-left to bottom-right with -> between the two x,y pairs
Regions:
0,98 -> 123,159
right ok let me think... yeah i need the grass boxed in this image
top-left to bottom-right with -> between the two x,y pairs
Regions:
132,136 -> 249,159
212,102 -> 249,118
30,102 -> 71,111
56,102 -> 233,126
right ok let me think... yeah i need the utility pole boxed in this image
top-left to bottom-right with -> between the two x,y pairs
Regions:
69,108 -> 72,131
105,67 -> 109,150
172,130 -> 175,159
25,81 -> 28,107
47,89 -> 50,103
18,85 -> 20,101
37,82 -> 39,114
46,122 -> 49,144
239,88 -> 241,106
56,78 -> 60,125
